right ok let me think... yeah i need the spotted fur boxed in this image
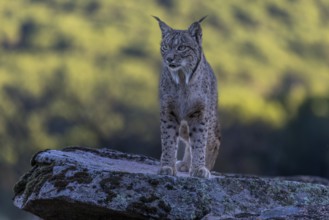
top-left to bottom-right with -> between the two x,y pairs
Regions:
154,16 -> 221,178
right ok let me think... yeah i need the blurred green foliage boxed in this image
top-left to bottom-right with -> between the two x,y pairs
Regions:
0,0 -> 329,219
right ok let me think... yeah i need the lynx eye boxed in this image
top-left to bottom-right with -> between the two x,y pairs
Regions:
161,45 -> 169,51
177,45 -> 186,51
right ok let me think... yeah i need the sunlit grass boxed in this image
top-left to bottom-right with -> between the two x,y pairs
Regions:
0,0 -> 328,159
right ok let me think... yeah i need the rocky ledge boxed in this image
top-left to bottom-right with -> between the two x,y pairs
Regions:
13,147 -> 329,220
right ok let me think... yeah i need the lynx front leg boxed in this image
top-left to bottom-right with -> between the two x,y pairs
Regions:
189,120 -> 210,178
158,111 -> 179,176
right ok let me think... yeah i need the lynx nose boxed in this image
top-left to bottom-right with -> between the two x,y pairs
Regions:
166,57 -> 174,63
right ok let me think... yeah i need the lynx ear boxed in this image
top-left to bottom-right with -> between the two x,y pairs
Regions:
153,16 -> 172,38
188,16 -> 207,46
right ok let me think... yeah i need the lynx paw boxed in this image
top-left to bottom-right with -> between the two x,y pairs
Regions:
176,160 -> 190,172
158,166 -> 176,176
190,166 -> 211,178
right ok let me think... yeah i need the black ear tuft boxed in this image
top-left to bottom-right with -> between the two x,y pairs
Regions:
152,16 -> 172,38
152,16 -> 162,23
198,15 -> 208,23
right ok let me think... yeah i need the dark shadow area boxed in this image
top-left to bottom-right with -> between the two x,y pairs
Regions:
277,96 -> 329,177
217,96 -> 329,178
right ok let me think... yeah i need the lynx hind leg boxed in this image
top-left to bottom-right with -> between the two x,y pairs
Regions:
176,141 -> 191,172
205,139 -> 220,171
206,122 -> 221,170
176,120 -> 191,172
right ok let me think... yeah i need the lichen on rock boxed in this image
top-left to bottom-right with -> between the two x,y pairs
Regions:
13,146 -> 329,219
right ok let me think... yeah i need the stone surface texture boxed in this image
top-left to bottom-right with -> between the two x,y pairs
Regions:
13,147 -> 329,220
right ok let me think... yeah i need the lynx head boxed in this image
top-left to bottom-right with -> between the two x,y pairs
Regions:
154,16 -> 207,84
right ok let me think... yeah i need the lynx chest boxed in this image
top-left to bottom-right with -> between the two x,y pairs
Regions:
168,83 -> 208,122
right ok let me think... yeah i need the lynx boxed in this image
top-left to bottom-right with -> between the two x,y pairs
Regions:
154,16 -> 221,178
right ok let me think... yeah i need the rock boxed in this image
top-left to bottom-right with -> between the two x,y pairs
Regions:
13,146 -> 329,220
